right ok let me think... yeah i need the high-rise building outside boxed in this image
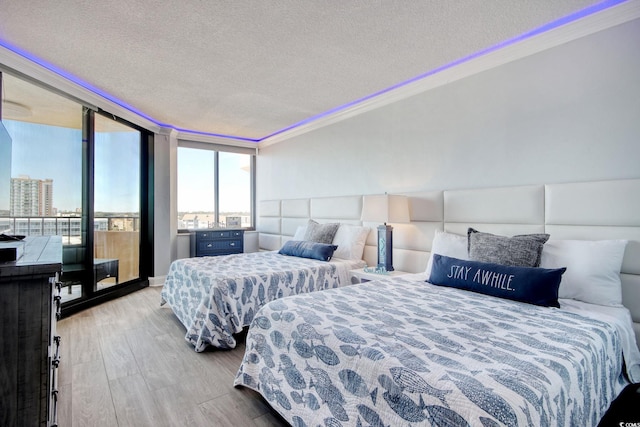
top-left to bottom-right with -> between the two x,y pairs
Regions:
10,175 -> 54,216
39,179 -> 53,216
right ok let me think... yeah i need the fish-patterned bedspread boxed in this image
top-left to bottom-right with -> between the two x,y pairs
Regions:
161,251 -> 358,351
234,277 -> 629,426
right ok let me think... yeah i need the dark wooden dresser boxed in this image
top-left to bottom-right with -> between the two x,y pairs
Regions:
193,229 -> 244,257
0,236 -> 62,427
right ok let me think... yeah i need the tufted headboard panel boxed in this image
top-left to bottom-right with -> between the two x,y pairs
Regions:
257,195 -> 365,251
544,180 -> 640,346
258,178 -> 640,348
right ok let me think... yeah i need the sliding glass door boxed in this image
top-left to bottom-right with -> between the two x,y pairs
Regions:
0,71 -> 151,314
93,114 -> 141,290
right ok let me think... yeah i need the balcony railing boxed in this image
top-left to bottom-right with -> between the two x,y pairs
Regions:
0,216 -> 140,245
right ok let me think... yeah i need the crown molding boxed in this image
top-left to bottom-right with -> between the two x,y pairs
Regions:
175,130 -> 259,150
0,42 -> 162,133
259,0 -> 640,149
2,0 -> 637,149
0,45 -> 259,149
157,126 -> 179,138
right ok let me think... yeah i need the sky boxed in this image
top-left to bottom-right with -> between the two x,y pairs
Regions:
3,119 -> 250,213
177,147 -> 250,213
4,119 -> 83,211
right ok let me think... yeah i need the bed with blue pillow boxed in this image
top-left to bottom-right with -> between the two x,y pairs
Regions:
234,228 -> 640,426
161,221 -> 368,351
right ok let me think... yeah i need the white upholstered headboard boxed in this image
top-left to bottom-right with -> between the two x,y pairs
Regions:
257,195 -> 365,251
257,178 -> 640,349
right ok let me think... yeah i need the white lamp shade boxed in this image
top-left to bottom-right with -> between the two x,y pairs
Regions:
361,194 -> 410,224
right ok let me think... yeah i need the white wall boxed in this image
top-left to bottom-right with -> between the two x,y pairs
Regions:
257,19 -> 640,201
152,129 -> 178,282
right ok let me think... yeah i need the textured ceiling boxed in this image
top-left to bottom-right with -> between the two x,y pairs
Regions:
0,1 -> 609,141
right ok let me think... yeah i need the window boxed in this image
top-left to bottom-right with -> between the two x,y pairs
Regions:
177,147 -> 216,229
219,151 -> 252,228
0,73 -> 83,244
177,145 -> 254,230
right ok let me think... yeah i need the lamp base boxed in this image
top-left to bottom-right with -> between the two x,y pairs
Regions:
377,223 -> 394,272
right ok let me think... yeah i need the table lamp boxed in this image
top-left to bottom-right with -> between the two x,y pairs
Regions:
361,194 -> 410,271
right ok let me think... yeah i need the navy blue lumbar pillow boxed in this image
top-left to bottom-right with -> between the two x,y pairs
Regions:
279,240 -> 338,261
428,254 -> 565,307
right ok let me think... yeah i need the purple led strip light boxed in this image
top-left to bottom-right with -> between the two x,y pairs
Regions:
0,39 -> 259,143
0,0 -> 627,143
261,0 -> 628,141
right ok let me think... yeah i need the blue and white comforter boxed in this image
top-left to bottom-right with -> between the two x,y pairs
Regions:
161,251 -> 360,351
234,276 -> 631,426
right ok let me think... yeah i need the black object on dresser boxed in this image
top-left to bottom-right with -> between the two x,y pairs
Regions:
0,236 -> 62,427
192,229 -> 244,257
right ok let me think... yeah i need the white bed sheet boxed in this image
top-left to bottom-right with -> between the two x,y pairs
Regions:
559,298 -> 640,383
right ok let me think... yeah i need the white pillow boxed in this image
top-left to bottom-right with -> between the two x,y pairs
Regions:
292,225 -> 307,241
332,224 -> 370,260
425,230 -> 469,279
540,239 -> 627,307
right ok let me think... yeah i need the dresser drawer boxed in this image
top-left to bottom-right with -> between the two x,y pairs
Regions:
193,229 -> 244,257
0,236 -> 62,427
197,238 -> 242,252
197,230 -> 232,240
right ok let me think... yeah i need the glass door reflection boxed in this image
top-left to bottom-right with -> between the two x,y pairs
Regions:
94,114 -> 141,290
1,73 -> 84,302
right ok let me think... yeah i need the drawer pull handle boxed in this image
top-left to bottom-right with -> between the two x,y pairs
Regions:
230,242 -> 235,246
207,243 -> 212,248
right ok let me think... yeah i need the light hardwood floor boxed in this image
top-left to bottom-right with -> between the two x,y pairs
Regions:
56,286 -> 289,426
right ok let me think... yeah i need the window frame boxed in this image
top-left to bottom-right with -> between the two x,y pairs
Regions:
177,140 -> 256,232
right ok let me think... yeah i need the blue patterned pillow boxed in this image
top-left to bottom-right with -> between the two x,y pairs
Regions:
428,254 -> 565,307
279,240 -> 338,261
